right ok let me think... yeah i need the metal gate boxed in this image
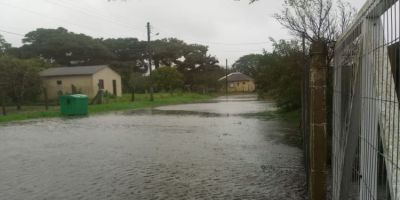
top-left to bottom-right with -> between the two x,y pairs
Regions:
333,0 -> 400,199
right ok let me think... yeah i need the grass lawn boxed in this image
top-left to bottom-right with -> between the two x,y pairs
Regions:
0,93 -> 214,124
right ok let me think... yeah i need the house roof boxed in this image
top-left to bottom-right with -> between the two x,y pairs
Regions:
40,65 -> 109,77
218,72 -> 254,82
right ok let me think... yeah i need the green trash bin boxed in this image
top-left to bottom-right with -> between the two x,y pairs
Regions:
59,94 -> 89,116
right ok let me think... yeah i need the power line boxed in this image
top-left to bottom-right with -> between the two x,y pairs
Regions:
43,0 -> 145,36
58,0 -> 145,30
152,25 -> 270,46
0,29 -> 24,37
190,40 -> 269,46
0,2 -> 117,37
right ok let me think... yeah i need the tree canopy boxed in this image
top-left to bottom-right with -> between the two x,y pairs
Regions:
18,27 -> 114,65
152,66 -> 184,92
0,56 -> 52,109
232,54 -> 263,78
0,34 -> 11,54
235,39 -> 303,111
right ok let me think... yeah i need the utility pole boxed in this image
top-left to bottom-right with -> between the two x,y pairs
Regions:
147,22 -> 154,102
225,59 -> 228,97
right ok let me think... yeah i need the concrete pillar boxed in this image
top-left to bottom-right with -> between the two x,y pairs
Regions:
309,40 -> 328,200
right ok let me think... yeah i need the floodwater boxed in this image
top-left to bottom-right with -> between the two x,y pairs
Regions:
0,95 -> 305,200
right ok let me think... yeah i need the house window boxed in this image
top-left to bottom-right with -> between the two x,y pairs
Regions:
57,80 -> 62,85
98,79 -> 104,89
243,82 -> 246,84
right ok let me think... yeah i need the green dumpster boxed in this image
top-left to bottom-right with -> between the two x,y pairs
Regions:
59,94 -> 89,116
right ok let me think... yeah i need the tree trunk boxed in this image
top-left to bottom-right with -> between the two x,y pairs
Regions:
154,59 -> 160,69
43,88 -> 49,110
131,88 -> 135,102
1,92 -> 6,116
16,102 -> 21,111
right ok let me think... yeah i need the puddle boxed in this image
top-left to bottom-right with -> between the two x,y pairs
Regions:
0,94 -> 306,200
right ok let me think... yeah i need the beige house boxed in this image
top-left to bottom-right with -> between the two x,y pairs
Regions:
219,72 -> 256,93
40,65 -> 122,100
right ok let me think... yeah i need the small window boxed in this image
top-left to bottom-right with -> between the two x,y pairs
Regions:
57,80 -> 62,85
243,82 -> 246,84
98,79 -> 104,89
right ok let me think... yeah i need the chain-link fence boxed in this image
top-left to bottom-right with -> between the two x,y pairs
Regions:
333,0 -> 400,199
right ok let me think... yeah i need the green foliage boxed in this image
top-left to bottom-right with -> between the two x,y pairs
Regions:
235,39 -> 303,111
151,38 -> 187,69
152,67 -> 184,92
129,72 -> 149,93
102,38 -> 145,61
18,27 -> 114,65
232,54 -> 263,77
191,65 -> 226,93
259,40 -> 303,111
0,56 -> 51,107
0,34 -> 11,54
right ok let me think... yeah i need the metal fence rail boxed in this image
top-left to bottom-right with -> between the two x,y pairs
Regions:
333,0 -> 400,199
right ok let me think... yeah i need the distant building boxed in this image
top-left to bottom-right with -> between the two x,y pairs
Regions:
218,72 -> 256,93
40,65 -> 122,100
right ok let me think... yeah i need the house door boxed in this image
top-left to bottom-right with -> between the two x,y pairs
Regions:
112,80 -> 117,96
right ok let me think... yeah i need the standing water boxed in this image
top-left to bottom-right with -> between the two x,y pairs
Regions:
0,95 -> 305,199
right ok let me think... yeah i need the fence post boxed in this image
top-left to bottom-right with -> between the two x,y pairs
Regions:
308,40 -> 328,200
301,33 -> 310,191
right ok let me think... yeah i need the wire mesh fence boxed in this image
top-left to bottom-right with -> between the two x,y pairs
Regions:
333,0 -> 400,199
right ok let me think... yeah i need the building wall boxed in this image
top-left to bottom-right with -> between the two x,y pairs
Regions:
92,67 -> 122,97
227,80 -> 256,93
43,75 -> 94,100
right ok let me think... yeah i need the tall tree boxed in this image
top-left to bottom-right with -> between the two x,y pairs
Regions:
102,38 -> 145,61
151,38 -> 187,69
0,34 -> 11,54
232,54 -> 264,77
129,72 -> 148,101
0,56 -> 50,110
152,66 -> 184,93
20,27 -> 114,65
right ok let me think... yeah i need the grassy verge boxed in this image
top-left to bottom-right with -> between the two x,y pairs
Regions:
0,93 -> 214,124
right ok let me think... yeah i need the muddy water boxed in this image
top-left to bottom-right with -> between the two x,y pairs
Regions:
0,95 -> 305,200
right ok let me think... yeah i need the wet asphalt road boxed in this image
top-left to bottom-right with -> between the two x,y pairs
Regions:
0,95 -> 305,200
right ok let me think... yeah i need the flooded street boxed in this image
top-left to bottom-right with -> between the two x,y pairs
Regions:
0,95 -> 305,200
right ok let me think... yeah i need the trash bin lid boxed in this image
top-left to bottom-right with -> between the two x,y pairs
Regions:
70,94 -> 88,99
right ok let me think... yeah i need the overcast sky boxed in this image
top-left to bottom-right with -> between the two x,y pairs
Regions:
0,0 -> 364,65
